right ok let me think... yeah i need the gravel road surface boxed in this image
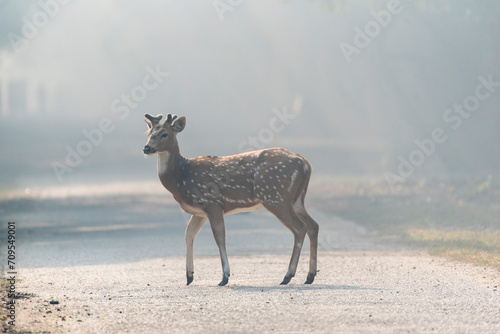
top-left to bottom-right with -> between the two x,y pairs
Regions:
5,198 -> 500,333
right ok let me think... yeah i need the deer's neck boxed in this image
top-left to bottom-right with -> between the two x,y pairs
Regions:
157,143 -> 189,195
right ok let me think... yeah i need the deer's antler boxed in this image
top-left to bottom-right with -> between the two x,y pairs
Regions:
145,114 -> 163,128
166,114 -> 178,124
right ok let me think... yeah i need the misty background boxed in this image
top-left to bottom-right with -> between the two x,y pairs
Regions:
1,0 -> 499,192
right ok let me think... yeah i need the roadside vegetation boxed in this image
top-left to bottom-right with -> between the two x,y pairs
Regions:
311,176 -> 500,269
0,278 -> 14,333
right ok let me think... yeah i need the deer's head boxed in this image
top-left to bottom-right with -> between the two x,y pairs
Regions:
143,113 -> 186,155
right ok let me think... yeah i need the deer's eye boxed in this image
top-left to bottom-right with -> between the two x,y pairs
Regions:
161,133 -> 168,138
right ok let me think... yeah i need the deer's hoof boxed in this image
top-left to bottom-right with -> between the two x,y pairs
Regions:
305,273 -> 316,284
218,276 -> 229,286
280,275 -> 292,285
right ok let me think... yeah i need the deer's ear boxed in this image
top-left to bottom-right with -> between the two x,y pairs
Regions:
172,116 -> 186,133
145,118 -> 153,129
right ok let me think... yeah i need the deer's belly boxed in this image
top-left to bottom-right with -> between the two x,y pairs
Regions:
224,203 -> 263,215
179,202 -> 206,216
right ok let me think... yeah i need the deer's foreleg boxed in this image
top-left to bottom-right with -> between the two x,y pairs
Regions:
185,215 -> 207,285
206,207 -> 230,286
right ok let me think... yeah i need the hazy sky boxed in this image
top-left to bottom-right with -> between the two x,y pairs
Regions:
0,0 -> 499,190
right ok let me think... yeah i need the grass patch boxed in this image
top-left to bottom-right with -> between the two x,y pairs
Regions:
310,177 -> 500,268
407,229 -> 500,268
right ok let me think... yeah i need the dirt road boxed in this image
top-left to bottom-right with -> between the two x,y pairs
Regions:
5,199 -> 500,333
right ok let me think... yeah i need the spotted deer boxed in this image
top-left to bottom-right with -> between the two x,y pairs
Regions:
143,113 -> 319,286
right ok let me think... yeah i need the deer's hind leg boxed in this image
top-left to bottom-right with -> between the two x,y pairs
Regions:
264,204 -> 308,285
295,203 -> 319,284
292,161 -> 319,284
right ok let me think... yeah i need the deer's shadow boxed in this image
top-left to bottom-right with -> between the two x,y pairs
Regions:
228,284 -> 385,292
